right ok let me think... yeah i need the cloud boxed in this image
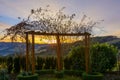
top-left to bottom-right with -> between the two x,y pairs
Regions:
0,22 -> 11,29
0,0 -> 61,19
0,0 -> 120,36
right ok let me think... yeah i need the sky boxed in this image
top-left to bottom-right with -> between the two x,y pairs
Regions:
0,0 -> 120,37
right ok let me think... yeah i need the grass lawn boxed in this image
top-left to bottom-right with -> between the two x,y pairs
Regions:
39,75 -> 82,80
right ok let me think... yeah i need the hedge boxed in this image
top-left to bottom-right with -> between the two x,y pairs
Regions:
17,73 -> 38,80
64,70 -> 83,76
82,72 -> 103,80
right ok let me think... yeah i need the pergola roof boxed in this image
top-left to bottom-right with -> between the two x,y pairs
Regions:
25,30 -> 91,36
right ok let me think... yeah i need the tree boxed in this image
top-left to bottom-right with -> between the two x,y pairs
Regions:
0,6 -> 102,42
91,43 -> 118,72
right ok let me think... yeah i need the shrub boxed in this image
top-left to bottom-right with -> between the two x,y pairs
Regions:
64,70 -> 83,76
36,56 -> 44,70
0,69 -> 9,80
13,56 -> 20,73
17,72 -> 38,80
91,43 -> 118,72
44,57 -> 50,69
35,69 -> 54,75
20,56 -> 26,71
6,56 -> 13,74
64,57 -> 72,70
50,57 -> 56,69
68,46 -> 85,70
54,70 -> 64,78
82,72 -> 103,80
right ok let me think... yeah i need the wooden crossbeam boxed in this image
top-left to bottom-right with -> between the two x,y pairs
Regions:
25,31 -> 90,36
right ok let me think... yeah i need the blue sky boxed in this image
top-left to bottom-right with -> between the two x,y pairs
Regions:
0,0 -> 120,36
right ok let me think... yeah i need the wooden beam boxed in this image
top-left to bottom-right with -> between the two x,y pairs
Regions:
56,35 -> 62,71
31,32 -> 35,74
25,31 -> 90,36
88,35 -> 90,72
26,33 -> 29,72
85,34 -> 89,73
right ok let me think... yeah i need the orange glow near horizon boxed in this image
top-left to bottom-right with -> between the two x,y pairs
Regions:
0,35 -> 82,44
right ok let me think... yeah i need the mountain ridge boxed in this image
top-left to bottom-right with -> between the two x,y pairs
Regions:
0,35 -> 120,56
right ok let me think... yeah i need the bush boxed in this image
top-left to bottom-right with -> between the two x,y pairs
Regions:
13,56 -> 20,73
54,70 -> 64,78
44,57 -> 50,69
91,43 -> 118,72
35,69 -> 54,75
17,73 -> 38,80
36,56 -> 44,70
64,57 -> 72,70
0,69 -> 9,80
64,70 -> 83,76
68,46 -> 85,70
20,56 -> 26,71
82,72 -> 103,80
6,56 -> 13,74
68,43 -> 118,73
50,57 -> 56,69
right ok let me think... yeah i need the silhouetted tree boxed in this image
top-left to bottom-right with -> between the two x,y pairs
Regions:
0,6 -> 102,42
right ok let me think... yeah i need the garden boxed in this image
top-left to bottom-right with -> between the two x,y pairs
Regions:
0,6 -> 119,80
0,43 -> 119,80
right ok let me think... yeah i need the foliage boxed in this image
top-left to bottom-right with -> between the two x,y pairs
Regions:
39,75 -> 82,80
44,57 -> 51,69
82,72 -> 103,80
0,69 -> 9,80
44,57 -> 56,69
20,56 -> 26,71
6,56 -> 13,74
17,72 -> 38,80
64,57 -> 72,70
0,6 -> 102,42
36,56 -> 44,70
50,57 -> 56,69
68,43 -> 118,73
91,43 -> 118,72
64,70 -> 83,76
13,56 -> 20,73
0,57 -> 7,69
68,46 -> 85,70
54,70 -> 64,78
35,70 -> 54,75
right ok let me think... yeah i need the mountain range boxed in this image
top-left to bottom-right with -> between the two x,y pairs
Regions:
0,36 -> 120,56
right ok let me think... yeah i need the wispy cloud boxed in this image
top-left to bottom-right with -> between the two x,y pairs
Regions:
0,0 -> 120,36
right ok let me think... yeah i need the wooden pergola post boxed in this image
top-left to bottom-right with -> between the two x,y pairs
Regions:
25,31 -> 90,73
31,31 -> 35,74
85,33 -> 90,73
26,33 -> 29,72
56,35 -> 62,71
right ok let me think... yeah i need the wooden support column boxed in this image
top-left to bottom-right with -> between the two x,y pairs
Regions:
85,34 -> 89,73
56,35 -> 62,71
26,33 -> 29,72
31,31 -> 35,74
88,35 -> 90,72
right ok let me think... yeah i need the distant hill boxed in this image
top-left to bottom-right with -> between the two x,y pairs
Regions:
0,42 -> 52,56
0,36 -> 120,56
91,36 -> 120,49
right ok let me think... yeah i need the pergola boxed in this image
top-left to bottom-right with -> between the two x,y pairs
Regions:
25,31 -> 90,74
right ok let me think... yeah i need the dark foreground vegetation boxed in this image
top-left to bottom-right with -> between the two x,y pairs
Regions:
0,43 -> 119,80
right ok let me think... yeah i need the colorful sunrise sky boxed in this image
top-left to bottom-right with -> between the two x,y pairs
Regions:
0,0 -> 120,37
